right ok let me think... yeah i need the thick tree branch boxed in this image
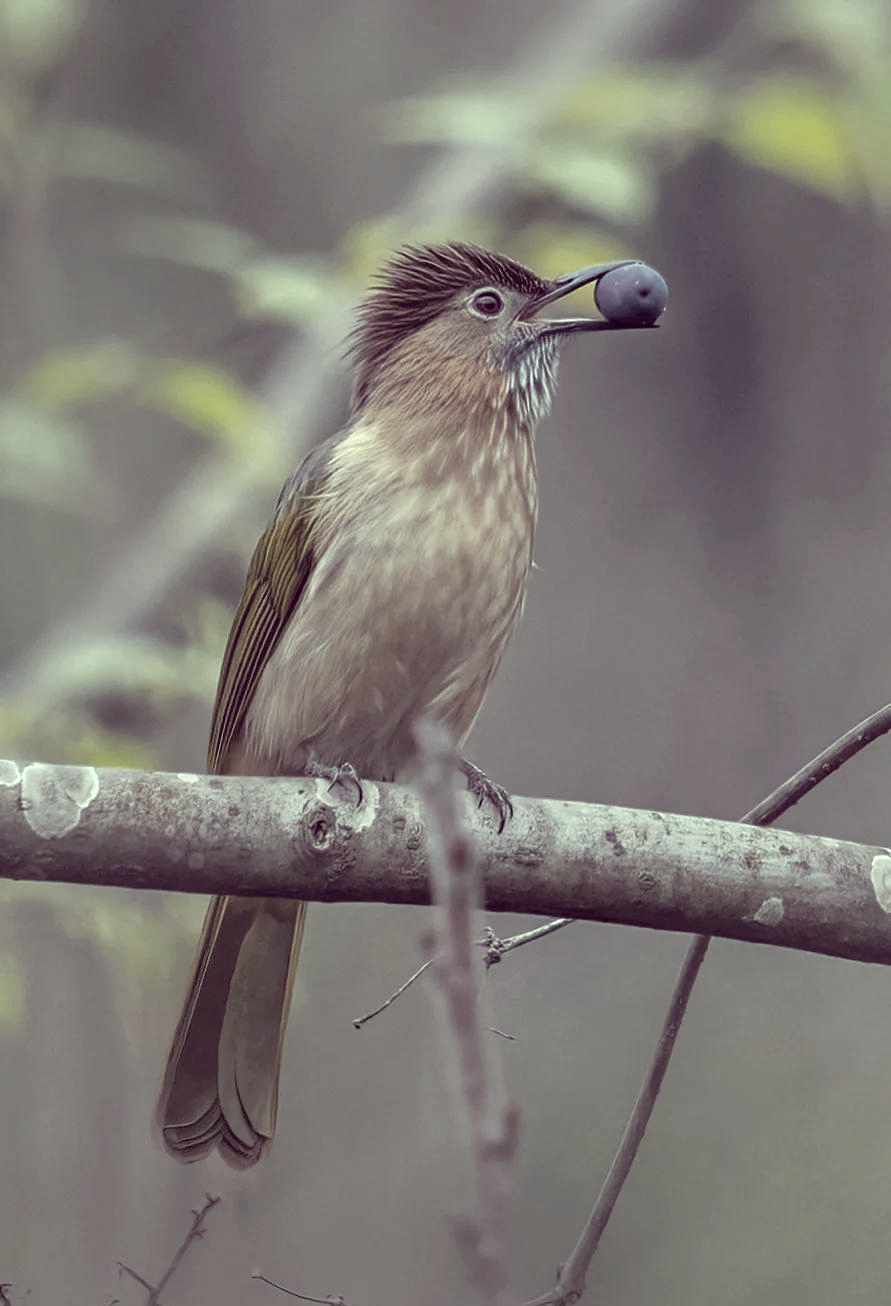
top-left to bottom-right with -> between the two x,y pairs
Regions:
1,757 -> 889,964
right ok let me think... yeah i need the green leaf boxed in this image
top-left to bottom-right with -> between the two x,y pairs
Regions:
141,360 -> 275,456
0,398 -> 97,511
513,222 -> 637,282
48,122 -> 206,201
0,882 -> 205,996
123,215 -> 259,276
57,891 -> 205,987
0,0 -> 86,74
763,0 -> 891,76
381,85 -> 531,148
723,78 -> 860,201
523,141 -> 655,224
0,700 -> 157,769
840,60 -> 891,211
26,632 -> 220,705
125,217 -> 337,323
553,64 -> 716,149
19,343 -> 143,411
234,255 -> 335,322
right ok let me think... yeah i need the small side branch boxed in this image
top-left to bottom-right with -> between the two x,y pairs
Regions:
524,703 -> 891,1305
118,1192 -> 220,1304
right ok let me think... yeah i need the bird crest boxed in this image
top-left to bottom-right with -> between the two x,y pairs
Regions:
351,242 -> 550,410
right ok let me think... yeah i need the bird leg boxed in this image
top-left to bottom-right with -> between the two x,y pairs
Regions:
306,754 -> 364,805
457,757 -> 513,832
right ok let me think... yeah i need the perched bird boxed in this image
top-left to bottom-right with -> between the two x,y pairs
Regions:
156,241 -> 665,1167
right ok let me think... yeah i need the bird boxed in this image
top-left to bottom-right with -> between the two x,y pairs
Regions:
156,240 -> 664,1167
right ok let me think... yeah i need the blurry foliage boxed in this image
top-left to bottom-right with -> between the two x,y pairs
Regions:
44,121 -> 206,199
0,398 -> 100,513
27,624 -> 224,713
0,597 -> 230,769
0,340 -> 272,789
0,700 -> 156,769
19,345 -> 278,460
0,878 -> 205,1039
52,883 -> 205,1001
385,0 -> 891,223
123,215 -> 340,323
722,77 -> 859,202
0,0 -> 86,77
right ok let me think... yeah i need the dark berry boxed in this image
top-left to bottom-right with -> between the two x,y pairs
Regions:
595,263 -> 668,327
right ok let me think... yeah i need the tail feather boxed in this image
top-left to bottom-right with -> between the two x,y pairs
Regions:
156,895 -> 307,1167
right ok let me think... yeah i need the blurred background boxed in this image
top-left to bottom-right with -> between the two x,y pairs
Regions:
1,0 -> 890,1301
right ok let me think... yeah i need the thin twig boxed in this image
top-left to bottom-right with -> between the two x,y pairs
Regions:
526,703 -> 891,1306
253,1269 -> 351,1304
352,957 -> 436,1027
416,717 -> 518,1306
118,1193 -> 220,1305
357,917 -> 574,1028
355,921 -> 577,1028
742,703 -> 891,827
479,919 -> 575,967
118,1269 -> 154,1300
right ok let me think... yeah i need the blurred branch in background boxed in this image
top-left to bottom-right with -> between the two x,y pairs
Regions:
416,717 -> 517,1305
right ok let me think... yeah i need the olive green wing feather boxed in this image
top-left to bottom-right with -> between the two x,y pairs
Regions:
207,454 -> 330,774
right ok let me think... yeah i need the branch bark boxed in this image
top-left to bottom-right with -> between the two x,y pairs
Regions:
1,757 -> 889,965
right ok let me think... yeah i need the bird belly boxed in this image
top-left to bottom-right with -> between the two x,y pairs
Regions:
242,470 -> 534,781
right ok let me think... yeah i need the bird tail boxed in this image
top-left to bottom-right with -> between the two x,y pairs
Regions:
156,895 -> 307,1167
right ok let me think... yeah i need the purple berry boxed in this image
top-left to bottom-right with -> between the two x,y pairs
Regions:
595,263 -> 668,327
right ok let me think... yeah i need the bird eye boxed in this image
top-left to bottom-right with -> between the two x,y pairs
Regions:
470,289 -> 504,317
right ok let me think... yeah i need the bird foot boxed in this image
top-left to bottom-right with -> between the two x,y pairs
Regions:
458,758 -> 513,832
307,756 -> 364,806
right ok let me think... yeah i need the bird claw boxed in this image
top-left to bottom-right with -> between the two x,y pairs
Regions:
458,758 -> 513,832
307,756 -> 364,806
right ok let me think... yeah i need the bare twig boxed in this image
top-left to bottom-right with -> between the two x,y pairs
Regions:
118,1192 -> 220,1305
416,718 -> 518,1306
479,919 -> 575,967
741,703 -> 891,827
524,937 -> 710,1306
354,920 -> 577,1028
118,1264 -> 154,1295
525,703 -> 891,1305
253,1269 -> 352,1304
352,957 -> 436,1027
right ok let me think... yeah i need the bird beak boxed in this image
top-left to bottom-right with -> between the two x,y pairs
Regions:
521,259 -> 648,334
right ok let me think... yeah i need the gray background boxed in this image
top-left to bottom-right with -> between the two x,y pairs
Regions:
0,0 -> 890,1302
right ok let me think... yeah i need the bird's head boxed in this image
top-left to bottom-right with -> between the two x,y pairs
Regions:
350,241 -> 665,426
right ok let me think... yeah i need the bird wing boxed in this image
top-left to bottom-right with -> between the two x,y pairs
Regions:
207,443 -> 333,774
